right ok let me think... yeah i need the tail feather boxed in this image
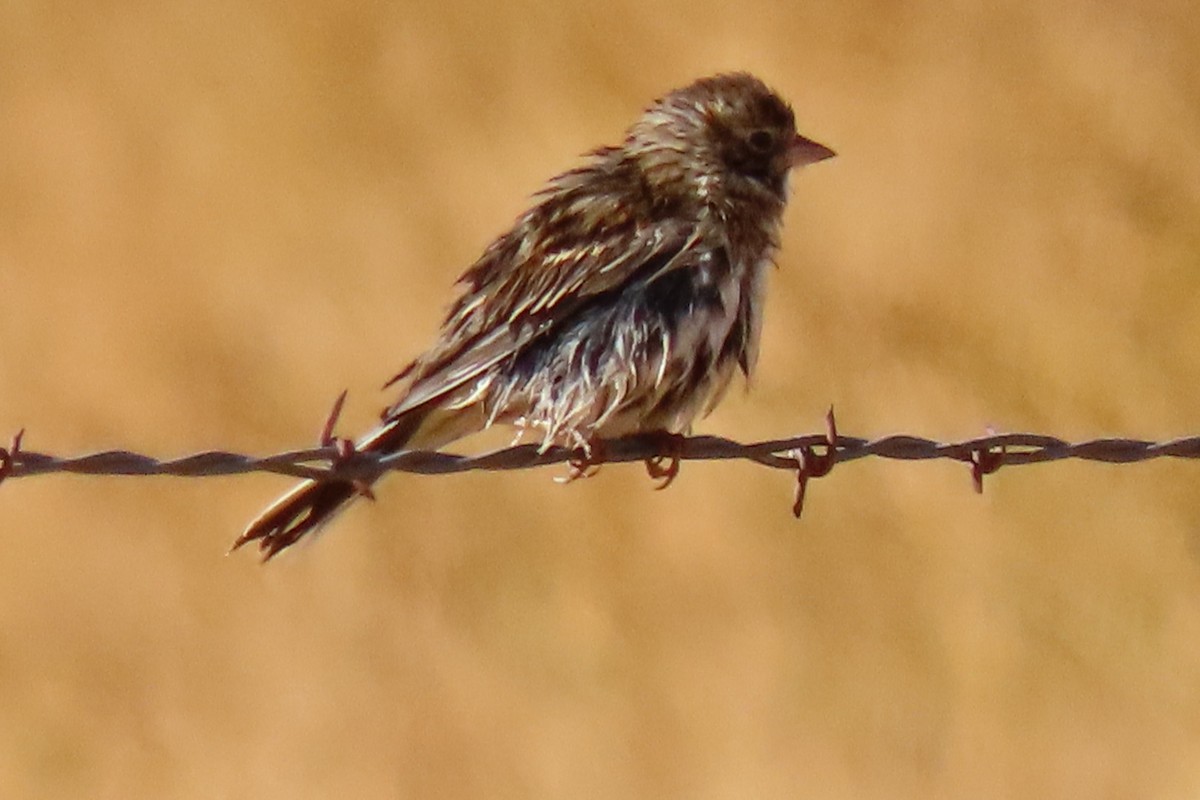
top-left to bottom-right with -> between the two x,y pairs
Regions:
232,479 -> 361,560
234,402 -> 486,561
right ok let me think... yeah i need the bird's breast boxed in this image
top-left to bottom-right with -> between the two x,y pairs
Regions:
642,249 -> 768,431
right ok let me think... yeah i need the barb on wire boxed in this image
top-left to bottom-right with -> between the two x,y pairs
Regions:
969,426 -> 1006,494
3,413 -> 1200,513
792,406 -> 839,517
317,390 -> 376,501
0,429 -> 23,487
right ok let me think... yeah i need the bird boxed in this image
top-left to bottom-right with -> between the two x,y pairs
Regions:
234,72 -> 834,560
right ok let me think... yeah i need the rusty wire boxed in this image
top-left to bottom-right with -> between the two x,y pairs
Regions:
2,411 -> 1199,516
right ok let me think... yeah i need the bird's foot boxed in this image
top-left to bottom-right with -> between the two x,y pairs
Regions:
643,431 -> 686,490
556,436 -> 607,484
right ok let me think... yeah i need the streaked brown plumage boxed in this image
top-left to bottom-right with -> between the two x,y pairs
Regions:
235,72 -> 834,559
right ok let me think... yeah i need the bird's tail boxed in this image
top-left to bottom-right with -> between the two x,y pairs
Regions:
233,403 -> 481,561
232,478 -> 363,561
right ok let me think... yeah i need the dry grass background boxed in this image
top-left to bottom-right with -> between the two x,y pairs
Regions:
2,0 -> 1200,797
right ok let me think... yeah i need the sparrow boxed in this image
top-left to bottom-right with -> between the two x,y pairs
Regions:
235,72 -> 834,559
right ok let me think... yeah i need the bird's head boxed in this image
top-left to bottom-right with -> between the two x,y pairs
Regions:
626,73 -> 834,212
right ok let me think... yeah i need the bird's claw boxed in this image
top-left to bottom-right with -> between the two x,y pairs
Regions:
643,431 -> 685,489
644,455 -> 679,489
556,437 -> 606,484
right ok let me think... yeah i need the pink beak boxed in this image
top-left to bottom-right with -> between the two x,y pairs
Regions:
788,134 -> 836,167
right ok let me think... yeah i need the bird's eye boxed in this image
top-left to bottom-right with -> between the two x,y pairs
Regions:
747,129 -> 775,152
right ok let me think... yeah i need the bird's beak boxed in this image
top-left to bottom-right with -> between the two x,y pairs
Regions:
788,134 -> 836,168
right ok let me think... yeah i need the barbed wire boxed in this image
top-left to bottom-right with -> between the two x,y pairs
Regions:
3,408 -> 1199,517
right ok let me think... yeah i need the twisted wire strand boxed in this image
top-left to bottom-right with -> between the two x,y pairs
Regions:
4,431 -> 1200,485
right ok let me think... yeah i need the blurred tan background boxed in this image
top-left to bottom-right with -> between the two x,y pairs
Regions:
3,0 -> 1200,797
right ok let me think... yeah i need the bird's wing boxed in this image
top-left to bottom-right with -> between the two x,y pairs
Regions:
381,178 -> 709,421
